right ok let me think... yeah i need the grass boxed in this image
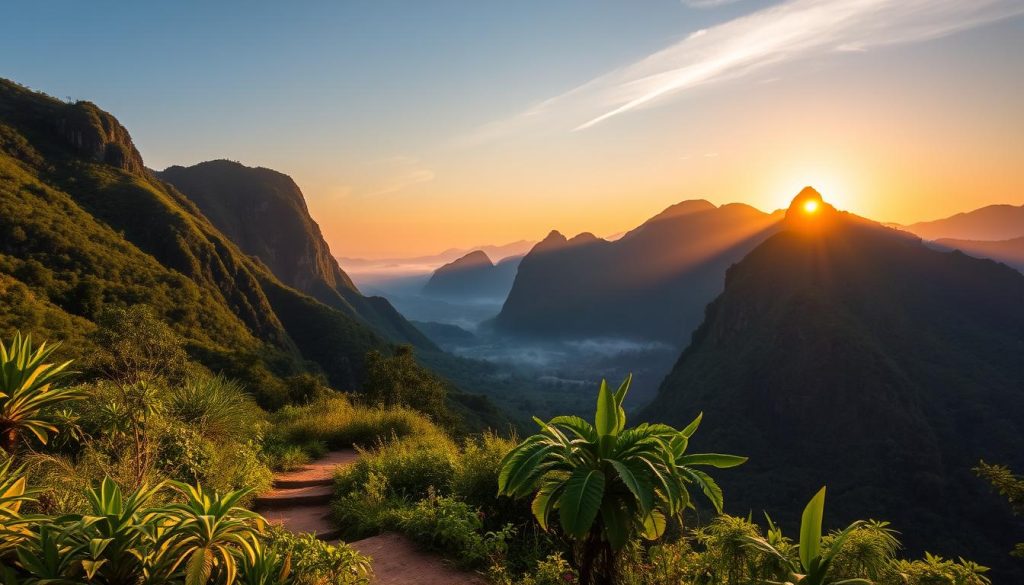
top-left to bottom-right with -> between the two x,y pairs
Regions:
270,395 -> 440,452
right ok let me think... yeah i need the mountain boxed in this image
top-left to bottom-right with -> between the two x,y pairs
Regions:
492,200 -> 780,344
421,250 -> 521,301
932,236 -> 1024,272
157,160 -> 433,349
641,188 -> 1024,577
0,79 -> 402,407
338,240 -> 535,275
903,203 -> 1024,241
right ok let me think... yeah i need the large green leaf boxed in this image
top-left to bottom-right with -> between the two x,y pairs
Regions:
594,380 -> 617,437
559,468 -> 605,538
608,459 -> 653,514
680,412 -> 703,438
679,453 -> 748,468
800,486 -> 827,572
600,500 -> 632,549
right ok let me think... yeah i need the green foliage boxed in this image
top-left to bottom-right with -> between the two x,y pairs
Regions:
975,460 -> 1024,559
498,376 -> 745,585
889,553 -> 992,585
743,487 -> 871,585
0,463 -> 373,585
0,331 -> 82,452
396,491 -> 513,569
262,527 -> 372,585
363,346 -> 455,427
271,395 -> 439,451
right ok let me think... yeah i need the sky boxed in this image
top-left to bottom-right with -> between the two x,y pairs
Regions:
3,0 -> 1024,258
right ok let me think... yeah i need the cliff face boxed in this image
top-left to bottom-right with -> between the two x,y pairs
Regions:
159,160 -> 435,349
56,101 -> 145,174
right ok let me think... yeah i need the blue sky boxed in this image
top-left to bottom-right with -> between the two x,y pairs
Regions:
3,1 -> 1023,257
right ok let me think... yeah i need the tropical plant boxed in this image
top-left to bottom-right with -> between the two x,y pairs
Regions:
160,481 -> 264,585
68,477 -> 164,582
0,332 -> 82,452
497,375 -> 746,585
0,458 -> 38,557
975,460 -> 1024,559
744,486 -> 869,585
239,538 -> 292,585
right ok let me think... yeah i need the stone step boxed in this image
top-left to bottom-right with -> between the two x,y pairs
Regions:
274,476 -> 334,489
254,485 -> 334,509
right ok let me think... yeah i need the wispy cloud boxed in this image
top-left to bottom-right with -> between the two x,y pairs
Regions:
486,0 -> 1024,136
343,156 -> 435,198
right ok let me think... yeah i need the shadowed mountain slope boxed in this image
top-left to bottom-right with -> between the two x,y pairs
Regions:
493,200 -> 780,344
642,188 -> 1024,578
932,235 -> 1024,273
421,250 -> 521,301
158,160 -> 434,349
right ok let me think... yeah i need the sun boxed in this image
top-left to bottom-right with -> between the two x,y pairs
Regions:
802,199 -> 820,214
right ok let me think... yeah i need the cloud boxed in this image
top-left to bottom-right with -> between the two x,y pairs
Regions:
486,0 -> 1024,135
348,156 -> 435,198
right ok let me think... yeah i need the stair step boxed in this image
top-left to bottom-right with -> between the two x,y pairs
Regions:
254,485 -> 334,509
274,476 -> 334,489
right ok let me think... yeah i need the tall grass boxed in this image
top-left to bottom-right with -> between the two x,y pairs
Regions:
271,395 -> 440,450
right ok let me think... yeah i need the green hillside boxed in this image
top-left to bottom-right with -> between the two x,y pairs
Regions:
0,78 -> 401,407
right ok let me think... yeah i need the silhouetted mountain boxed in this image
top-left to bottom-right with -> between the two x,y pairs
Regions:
642,188 -> 1024,578
493,200 -> 780,344
932,236 -> 1024,272
158,160 -> 433,349
903,203 -> 1024,241
421,250 -> 521,301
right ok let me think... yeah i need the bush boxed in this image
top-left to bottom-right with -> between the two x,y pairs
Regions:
396,491 -> 513,569
264,526 -> 372,585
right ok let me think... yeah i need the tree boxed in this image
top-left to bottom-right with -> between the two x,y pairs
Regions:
497,375 -> 746,585
91,305 -> 187,385
0,332 -> 82,453
975,461 -> 1024,559
364,346 -> 453,426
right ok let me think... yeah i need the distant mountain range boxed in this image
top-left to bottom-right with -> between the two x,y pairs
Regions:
492,200 -> 780,344
338,240 -> 535,276
421,250 -> 521,301
901,203 -> 1024,241
642,188 -> 1024,576
932,236 -> 1024,272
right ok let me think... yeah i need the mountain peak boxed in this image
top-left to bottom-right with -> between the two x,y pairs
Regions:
447,250 -> 494,269
784,186 -> 837,230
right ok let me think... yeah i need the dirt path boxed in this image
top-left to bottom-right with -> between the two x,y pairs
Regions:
256,450 -> 487,585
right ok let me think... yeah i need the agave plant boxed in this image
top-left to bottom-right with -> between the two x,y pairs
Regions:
160,481 -> 264,585
498,375 -> 746,585
0,458 -> 40,557
743,486 -> 869,585
69,477 -> 165,583
0,332 -> 82,452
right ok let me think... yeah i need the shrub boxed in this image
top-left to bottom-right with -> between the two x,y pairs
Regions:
264,526 -> 372,585
396,491 -> 513,569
